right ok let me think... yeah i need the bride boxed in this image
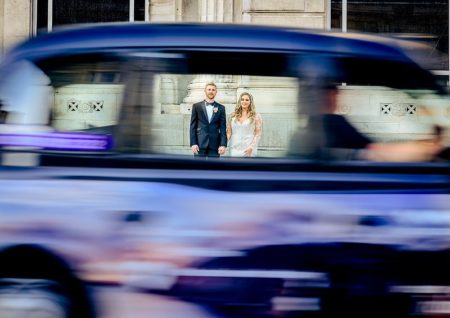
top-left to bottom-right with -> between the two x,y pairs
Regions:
227,92 -> 263,157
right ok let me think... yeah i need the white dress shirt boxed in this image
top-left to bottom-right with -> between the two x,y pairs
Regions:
205,102 -> 214,122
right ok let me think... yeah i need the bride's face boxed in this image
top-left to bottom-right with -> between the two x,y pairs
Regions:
240,95 -> 251,110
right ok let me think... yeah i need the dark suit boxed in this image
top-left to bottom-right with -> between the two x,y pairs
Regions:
190,101 -> 227,157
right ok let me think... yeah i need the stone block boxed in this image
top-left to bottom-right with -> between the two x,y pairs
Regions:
161,104 -> 181,114
149,0 -> 176,21
305,0 -> 325,12
244,0 -> 305,11
150,0 -> 174,14
183,114 -> 191,146
53,85 -> 123,131
246,13 -> 325,28
3,35 -> 28,52
352,122 -> 400,135
398,121 -> 434,134
4,0 -> 30,37
257,148 -> 287,158
246,88 -> 298,114
258,113 -> 298,148
180,103 -> 193,115
338,92 -> 376,116
368,133 -> 433,143
238,76 -> 298,88
151,113 -> 185,146
52,119 -> 86,131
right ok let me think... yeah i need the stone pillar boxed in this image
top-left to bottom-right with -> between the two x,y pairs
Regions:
149,0 -> 180,21
2,0 -> 31,55
0,0 -> 3,56
149,0 -> 204,22
159,74 -> 196,114
181,0 -> 238,114
199,0 -> 234,23
180,75 -> 237,114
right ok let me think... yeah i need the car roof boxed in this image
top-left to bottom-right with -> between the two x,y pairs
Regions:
0,22 -> 442,92
2,22 -> 413,64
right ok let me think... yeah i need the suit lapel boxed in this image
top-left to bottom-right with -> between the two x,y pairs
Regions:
210,104 -> 221,123
210,106 -> 217,123
200,102 -> 208,122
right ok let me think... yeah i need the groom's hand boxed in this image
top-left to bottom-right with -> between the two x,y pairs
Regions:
218,146 -> 226,155
191,145 -> 199,154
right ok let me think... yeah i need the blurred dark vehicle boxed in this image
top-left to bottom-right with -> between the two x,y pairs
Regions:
171,243 -> 450,318
0,23 -> 448,318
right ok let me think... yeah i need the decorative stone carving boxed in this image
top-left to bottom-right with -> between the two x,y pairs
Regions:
405,104 -> 416,115
380,103 -> 416,116
380,103 -> 392,115
67,99 -> 79,112
66,99 -> 104,113
337,104 -> 351,115
92,101 -> 104,112
392,104 -> 406,116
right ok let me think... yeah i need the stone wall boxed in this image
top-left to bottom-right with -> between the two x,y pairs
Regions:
339,87 -> 447,143
52,85 -> 124,131
241,0 -> 326,28
0,0 -> 31,55
0,0 -> 3,54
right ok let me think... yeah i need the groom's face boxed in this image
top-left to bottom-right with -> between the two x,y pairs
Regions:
205,85 -> 217,100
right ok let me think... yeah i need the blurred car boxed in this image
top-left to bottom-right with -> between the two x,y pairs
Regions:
0,22 -> 448,318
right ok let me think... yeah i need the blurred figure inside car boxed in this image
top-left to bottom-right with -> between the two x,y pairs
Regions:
289,84 -> 443,162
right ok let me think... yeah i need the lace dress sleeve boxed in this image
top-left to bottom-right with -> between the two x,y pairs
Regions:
250,113 -> 262,150
226,112 -> 234,141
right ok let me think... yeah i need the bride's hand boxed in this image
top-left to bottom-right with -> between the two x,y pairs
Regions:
244,147 -> 253,157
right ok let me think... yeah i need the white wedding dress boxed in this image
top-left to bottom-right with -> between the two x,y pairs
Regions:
228,113 -> 262,157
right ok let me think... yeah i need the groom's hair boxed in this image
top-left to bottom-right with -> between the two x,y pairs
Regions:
205,82 -> 217,89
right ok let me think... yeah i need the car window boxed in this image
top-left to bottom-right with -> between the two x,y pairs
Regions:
148,73 -> 299,157
121,52 -> 450,162
289,83 -> 450,161
0,50 -> 449,163
0,55 -> 124,153
0,60 -> 52,125
41,55 -> 124,134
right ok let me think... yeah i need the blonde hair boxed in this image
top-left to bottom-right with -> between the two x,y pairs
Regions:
233,92 -> 256,121
204,82 -> 217,90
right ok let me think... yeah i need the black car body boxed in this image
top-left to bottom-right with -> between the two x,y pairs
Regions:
0,23 -> 448,318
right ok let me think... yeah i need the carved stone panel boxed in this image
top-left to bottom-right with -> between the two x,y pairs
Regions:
53,85 -> 122,131
380,103 -> 416,117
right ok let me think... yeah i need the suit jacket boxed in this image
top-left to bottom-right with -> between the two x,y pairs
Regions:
190,101 -> 227,150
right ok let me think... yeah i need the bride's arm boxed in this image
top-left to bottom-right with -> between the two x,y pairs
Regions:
250,113 -> 263,149
226,112 -> 234,141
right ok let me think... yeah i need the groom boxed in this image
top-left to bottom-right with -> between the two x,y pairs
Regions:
190,82 -> 227,157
